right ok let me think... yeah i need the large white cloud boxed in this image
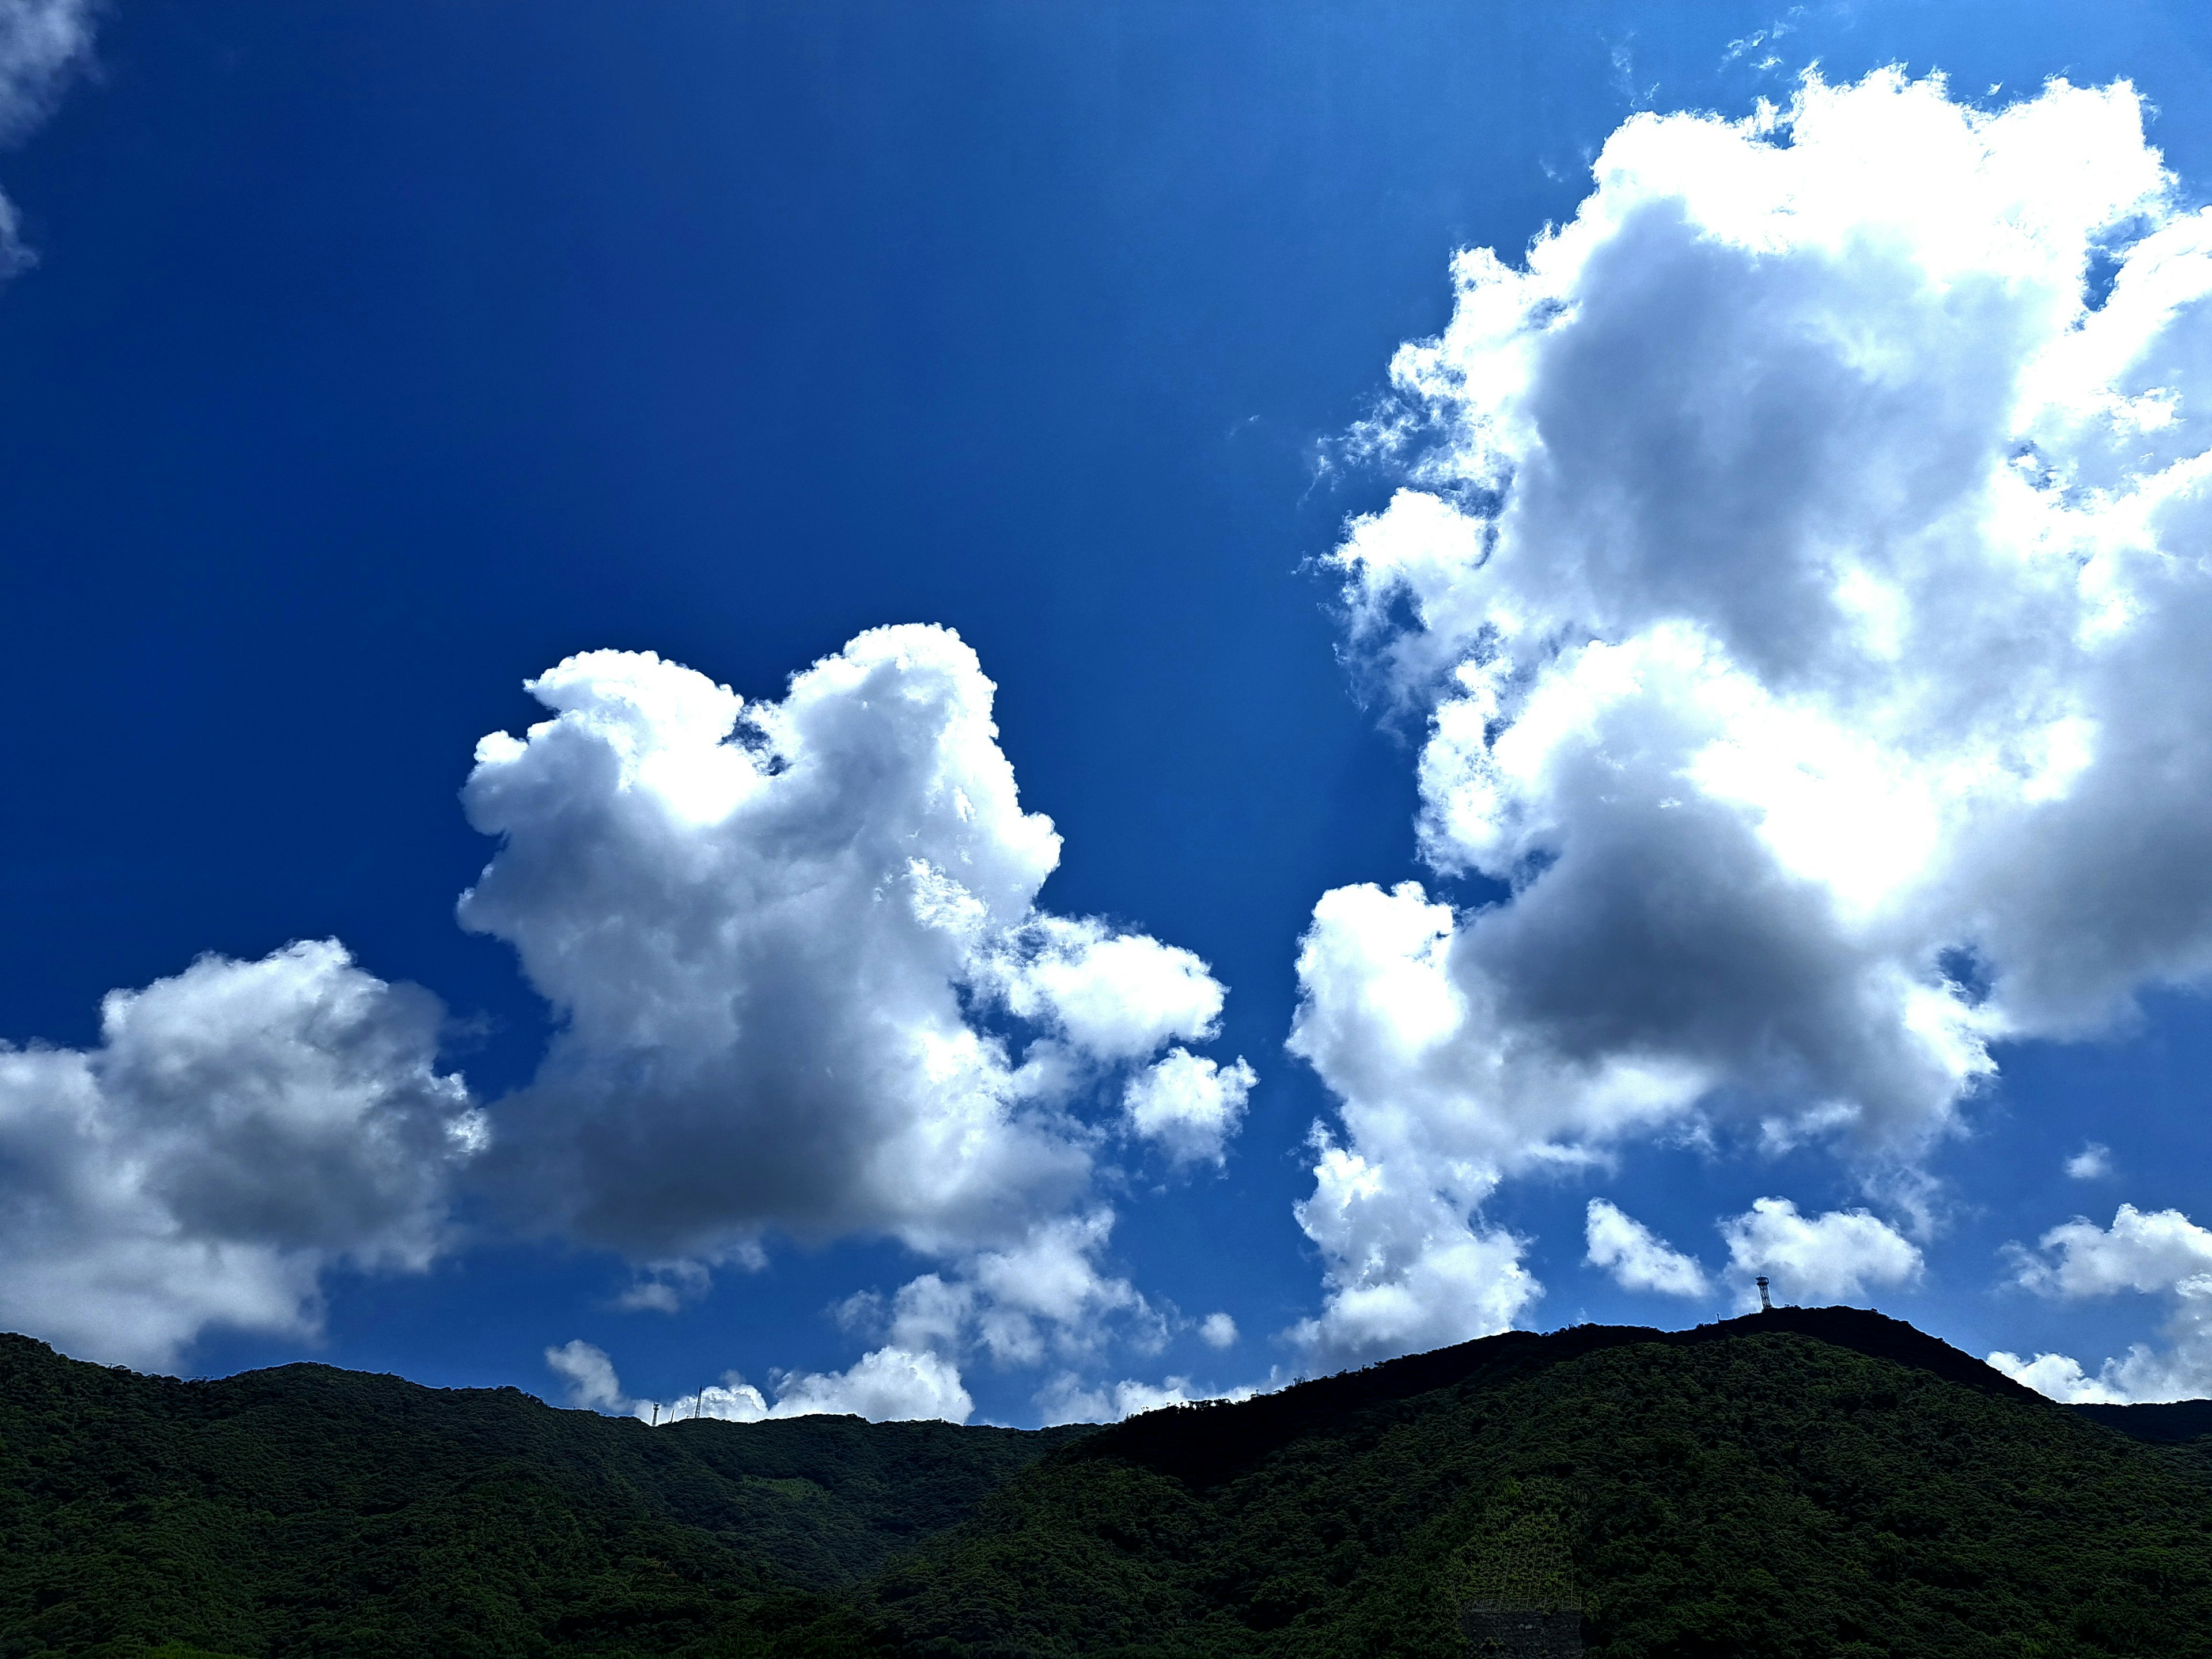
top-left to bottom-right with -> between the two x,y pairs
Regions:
464,627 -> 1249,1400
1292,69 -> 2212,1359
463,626 -> 1244,1264
0,942 -> 485,1369
1990,1204 -> 2212,1403
767,1345 -> 976,1423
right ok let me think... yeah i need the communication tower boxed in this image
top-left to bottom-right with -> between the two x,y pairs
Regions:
1756,1275 -> 1772,1313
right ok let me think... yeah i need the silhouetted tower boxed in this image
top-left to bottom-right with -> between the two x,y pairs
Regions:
1756,1276 -> 1773,1313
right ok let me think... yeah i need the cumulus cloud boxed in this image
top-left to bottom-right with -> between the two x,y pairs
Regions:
1198,1310 -> 1238,1349
1585,1199 -> 1709,1297
964,1210 -> 1155,1365
830,1210 -> 1164,1382
1721,1198 -> 1923,1309
545,1338 -> 627,1412
551,1338 -> 975,1425
1293,67 -> 2212,1360
1287,1125 -> 1539,1367
2065,1142 -> 2115,1180
0,942 -> 484,1369
1123,1048 -> 1256,1166
765,1346 -> 976,1422
1990,1203 -> 2212,1402
461,627 -> 1241,1294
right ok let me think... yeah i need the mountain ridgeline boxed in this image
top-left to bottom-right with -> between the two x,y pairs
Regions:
2,1310 -> 2207,1658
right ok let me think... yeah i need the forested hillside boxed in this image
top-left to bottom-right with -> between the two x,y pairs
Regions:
0,1332 -> 1071,1656
3,1312 -> 2207,1658
874,1310 -> 2212,1657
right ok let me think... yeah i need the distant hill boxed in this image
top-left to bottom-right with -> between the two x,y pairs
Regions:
3,1311 -> 2209,1657
2074,1395 -> 2212,1449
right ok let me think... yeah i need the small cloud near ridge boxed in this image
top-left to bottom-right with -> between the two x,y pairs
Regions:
1585,1200 -> 1709,1297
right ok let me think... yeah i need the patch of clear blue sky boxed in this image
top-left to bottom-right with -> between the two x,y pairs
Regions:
1,0 -> 2209,1418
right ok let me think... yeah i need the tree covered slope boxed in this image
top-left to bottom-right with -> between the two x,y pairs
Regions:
2,1312 -> 2207,1658
870,1310 -> 2212,1659
0,1332 -> 1073,1657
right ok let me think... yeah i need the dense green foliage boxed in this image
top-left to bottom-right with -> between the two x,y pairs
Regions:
0,1334 -> 1073,1657
3,1311 -> 2208,1657
874,1313 -> 2212,1657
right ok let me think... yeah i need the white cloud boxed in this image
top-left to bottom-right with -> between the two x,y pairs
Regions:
1123,1048 -> 1255,1166
1198,1310 -> 1238,1349
0,942 -> 484,1369
1295,68 -> 2212,1361
967,1210 -> 1151,1365
1992,1203 -> 2212,1402
1036,1372 -> 1187,1424
2065,1142 -> 2115,1180
1720,1197 -> 1923,1308
0,1 -> 101,271
999,921 -> 1225,1063
557,1339 -> 976,1425
1035,1370 -> 1258,1425
1286,1128 -> 1539,1368
545,1338 -> 628,1412
2010,1203 -> 2212,1298
768,1346 -> 975,1423
1984,1350 -> 2127,1404
460,627 -> 1237,1287
1585,1199 -> 1710,1297
0,1 -> 92,130
876,1272 -> 975,1352
641,1375 -> 768,1425
829,1210 -> 1162,1378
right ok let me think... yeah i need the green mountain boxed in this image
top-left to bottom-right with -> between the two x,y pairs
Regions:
0,1332 -> 1073,1657
3,1310 -> 2208,1658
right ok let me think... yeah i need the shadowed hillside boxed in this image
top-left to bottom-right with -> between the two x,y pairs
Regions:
3,1313 -> 2209,1657
0,1332 -> 1074,1656
868,1310 -> 2212,1658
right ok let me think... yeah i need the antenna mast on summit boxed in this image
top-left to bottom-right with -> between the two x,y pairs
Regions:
1756,1276 -> 1773,1313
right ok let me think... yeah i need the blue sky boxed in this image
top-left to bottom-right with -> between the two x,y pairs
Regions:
5,0 -> 2212,1425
